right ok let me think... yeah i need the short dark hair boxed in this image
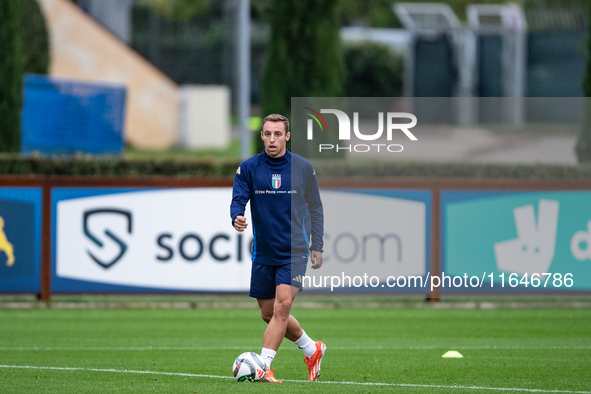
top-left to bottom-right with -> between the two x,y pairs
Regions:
262,114 -> 289,134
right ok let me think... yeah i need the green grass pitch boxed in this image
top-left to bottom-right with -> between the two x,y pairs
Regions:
1,306 -> 590,393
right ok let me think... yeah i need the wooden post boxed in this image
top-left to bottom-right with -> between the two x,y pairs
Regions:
38,179 -> 52,302
428,188 -> 441,302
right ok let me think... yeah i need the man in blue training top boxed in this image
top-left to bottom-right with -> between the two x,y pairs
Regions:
230,114 -> 326,383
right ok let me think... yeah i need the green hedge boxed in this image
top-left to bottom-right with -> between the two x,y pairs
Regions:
0,155 -> 241,177
311,160 -> 591,179
3,155 -> 591,179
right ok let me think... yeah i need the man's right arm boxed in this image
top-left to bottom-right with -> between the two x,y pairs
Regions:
230,165 -> 250,230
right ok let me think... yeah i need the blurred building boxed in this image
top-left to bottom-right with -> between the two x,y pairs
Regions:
37,0 -> 179,149
71,0 -> 134,43
34,0 -> 589,149
35,0 -> 230,150
389,2 -> 588,99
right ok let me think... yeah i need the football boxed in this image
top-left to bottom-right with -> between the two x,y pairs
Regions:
232,352 -> 267,382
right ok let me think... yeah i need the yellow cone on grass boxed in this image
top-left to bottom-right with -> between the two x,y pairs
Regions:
442,350 -> 463,358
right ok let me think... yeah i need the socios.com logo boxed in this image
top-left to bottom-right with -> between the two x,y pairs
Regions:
83,208 -> 132,269
303,107 -> 417,153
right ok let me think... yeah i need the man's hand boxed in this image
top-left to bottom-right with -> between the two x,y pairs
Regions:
310,250 -> 323,269
233,215 -> 248,232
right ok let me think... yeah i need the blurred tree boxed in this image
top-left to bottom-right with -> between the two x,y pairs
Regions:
21,0 -> 50,74
576,2 -> 591,162
259,0 -> 344,154
137,0 -> 212,21
0,0 -> 24,153
338,0 -> 400,28
344,42 -> 403,97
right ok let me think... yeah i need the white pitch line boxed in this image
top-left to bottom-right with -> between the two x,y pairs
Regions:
0,345 -> 589,351
0,364 -> 589,394
325,346 -> 591,351
0,364 -> 230,380
0,346 -> 252,351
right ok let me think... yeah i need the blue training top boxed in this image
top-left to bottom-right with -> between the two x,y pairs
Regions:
230,150 -> 324,265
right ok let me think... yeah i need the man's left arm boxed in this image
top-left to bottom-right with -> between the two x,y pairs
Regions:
304,166 -> 324,269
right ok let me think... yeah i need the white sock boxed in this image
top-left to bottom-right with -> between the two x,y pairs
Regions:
261,347 -> 276,369
294,330 -> 317,358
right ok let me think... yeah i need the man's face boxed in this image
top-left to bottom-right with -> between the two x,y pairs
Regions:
261,121 -> 290,158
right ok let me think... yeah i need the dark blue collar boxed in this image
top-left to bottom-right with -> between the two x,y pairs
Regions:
262,149 -> 290,162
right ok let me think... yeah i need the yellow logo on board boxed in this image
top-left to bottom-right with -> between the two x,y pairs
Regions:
0,216 -> 15,267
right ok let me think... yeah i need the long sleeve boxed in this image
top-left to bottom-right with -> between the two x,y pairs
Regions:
304,167 -> 324,252
230,165 -> 250,226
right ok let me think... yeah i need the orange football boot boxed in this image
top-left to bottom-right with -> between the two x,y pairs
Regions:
262,368 -> 282,383
304,341 -> 326,381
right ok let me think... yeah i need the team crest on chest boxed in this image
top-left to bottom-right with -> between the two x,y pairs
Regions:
272,174 -> 281,189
